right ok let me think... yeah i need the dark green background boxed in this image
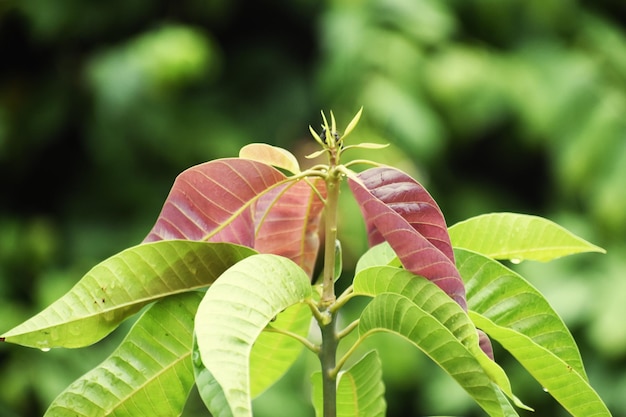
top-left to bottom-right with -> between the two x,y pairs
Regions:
1,0 -> 625,416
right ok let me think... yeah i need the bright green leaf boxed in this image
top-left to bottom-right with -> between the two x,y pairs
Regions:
342,106 -> 363,140
239,143 -> 300,174
449,213 -> 605,262
354,242 -> 399,274
470,312 -> 612,417
194,254 -> 312,417
342,143 -> 390,151
456,248 -> 588,379
249,302 -> 312,398
359,292 -> 519,417
458,248 -> 611,415
1,241 -> 256,349
353,266 -> 529,411
311,350 -> 386,417
45,292 -> 202,417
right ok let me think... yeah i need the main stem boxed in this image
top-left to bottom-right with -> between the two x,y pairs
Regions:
319,152 -> 341,417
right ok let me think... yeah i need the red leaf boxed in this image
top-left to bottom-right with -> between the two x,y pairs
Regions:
144,159 -> 286,244
254,179 -> 326,277
348,167 -> 467,309
143,158 -> 326,277
478,329 -> 495,360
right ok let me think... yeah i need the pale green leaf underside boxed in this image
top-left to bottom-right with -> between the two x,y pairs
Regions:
449,212 -> 605,262
1,241 -> 256,349
354,242 -> 399,274
359,293 -> 519,417
194,254 -> 312,417
353,266 -> 528,411
456,248 -> 587,379
312,350 -> 386,417
249,302 -> 311,398
45,292 -> 202,417
471,313 -> 612,417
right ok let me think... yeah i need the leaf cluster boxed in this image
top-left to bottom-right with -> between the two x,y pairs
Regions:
1,113 -> 610,417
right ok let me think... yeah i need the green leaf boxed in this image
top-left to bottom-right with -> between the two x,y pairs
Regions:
353,266 -> 529,412
249,302 -> 311,397
358,292 -> 520,417
194,254 -> 312,417
354,242 -> 399,274
449,213 -> 605,262
311,350 -> 386,417
342,143 -> 389,151
342,106 -> 363,140
239,143 -> 300,174
45,292 -> 202,417
1,241 -> 256,349
457,249 -> 611,415
470,313 -> 612,417
456,248 -> 587,379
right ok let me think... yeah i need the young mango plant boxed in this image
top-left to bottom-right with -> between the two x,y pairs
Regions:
1,110 -> 612,417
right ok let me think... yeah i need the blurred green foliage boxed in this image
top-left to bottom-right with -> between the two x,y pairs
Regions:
1,0 -> 625,416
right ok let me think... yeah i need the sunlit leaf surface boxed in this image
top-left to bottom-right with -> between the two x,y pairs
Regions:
239,143 -> 300,174
44,292 -> 201,417
194,254 -> 312,417
359,293 -> 519,417
458,250 -> 611,417
144,158 -> 285,244
456,248 -> 587,378
449,213 -> 605,262
254,178 -> 325,277
143,157 -> 325,277
1,241 -> 255,348
471,313 -> 611,417
353,266 -> 528,409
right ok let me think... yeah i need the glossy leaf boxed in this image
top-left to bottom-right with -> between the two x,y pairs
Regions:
239,143 -> 300,174
45,292 -> 202,417
457,249 -> 612,415
449,213 -> 605,262
1,241 -> 255,349
470,312 -> 611,417
194,254 -> 312,417
353,266 -> 528,409
348,166 -> 466,309
311,350 -> 386,417
144,158 -> 286,244
358,293 -> 519,417
456,248 -> 587,378
254,178 -> 326,277
143,157 -> 325,278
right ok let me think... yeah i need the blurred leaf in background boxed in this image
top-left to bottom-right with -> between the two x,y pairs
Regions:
1,0 -> 625,416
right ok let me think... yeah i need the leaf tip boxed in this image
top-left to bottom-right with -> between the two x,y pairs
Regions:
343,106 -> 364,140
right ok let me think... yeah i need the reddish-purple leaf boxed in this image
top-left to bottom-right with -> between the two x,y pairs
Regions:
478,329 -> 494,360
144,159 -> 286,244
143,158 -> 326,276
254,179 -> 326,277
348,167 -> 466,310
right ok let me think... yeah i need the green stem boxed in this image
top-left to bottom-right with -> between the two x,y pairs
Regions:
318,147 -> 342,417
320,171 -> 340,307
319,313 -> 338,417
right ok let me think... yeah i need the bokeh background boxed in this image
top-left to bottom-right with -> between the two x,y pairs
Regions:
1,0 -> 625,416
